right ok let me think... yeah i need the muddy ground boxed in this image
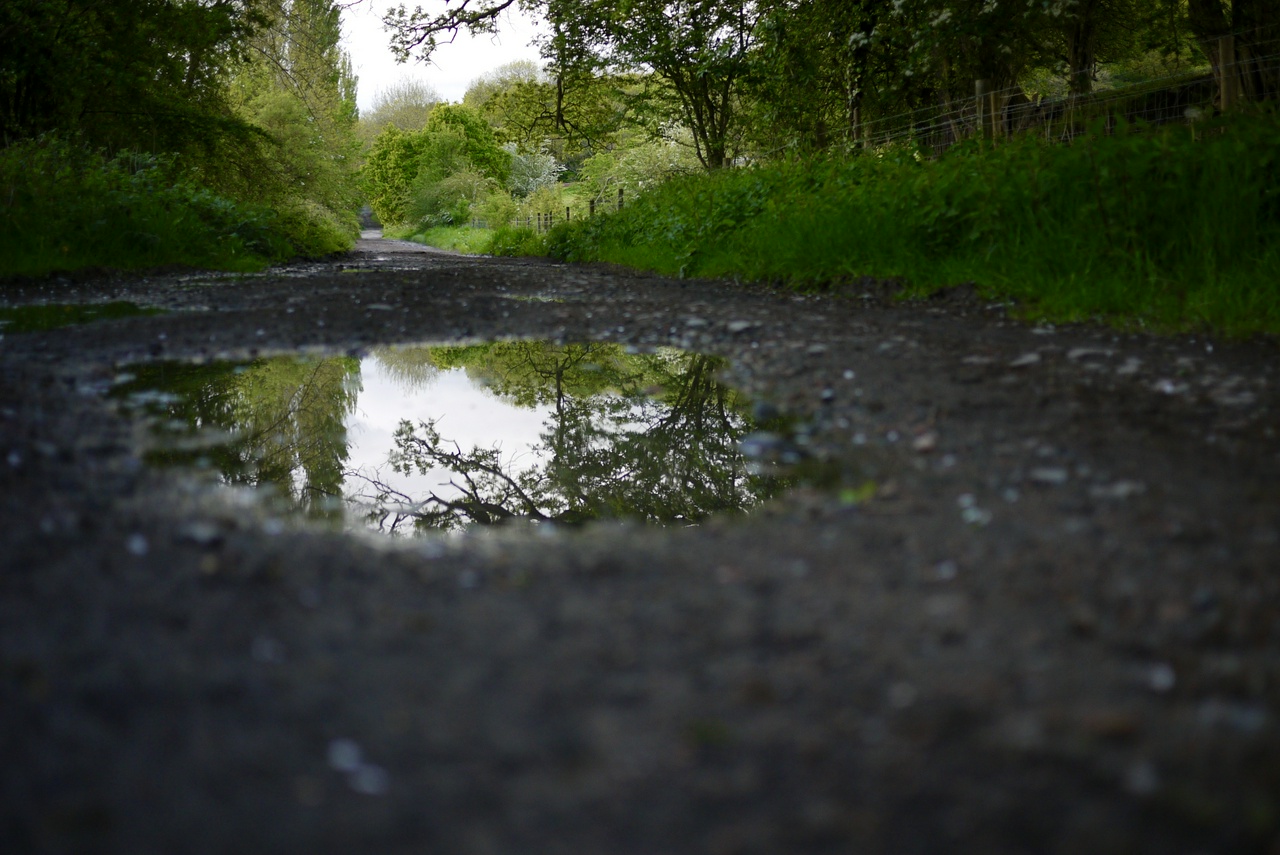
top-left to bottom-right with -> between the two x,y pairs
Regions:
2,233 -> 1279,854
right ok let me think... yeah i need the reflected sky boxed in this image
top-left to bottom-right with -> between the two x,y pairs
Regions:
113,342 -> 796,536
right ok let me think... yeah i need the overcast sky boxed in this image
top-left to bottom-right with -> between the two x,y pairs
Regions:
340,1 -> 546,112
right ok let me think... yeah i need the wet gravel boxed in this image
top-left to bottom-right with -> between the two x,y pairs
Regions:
2,233 -> 1279,854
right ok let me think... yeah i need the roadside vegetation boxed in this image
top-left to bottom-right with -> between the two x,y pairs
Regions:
545,110 -> 1280,336
1,0 -> 361,278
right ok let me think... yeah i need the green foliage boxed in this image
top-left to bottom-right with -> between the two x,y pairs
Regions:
393,225 -> 496,254
1,0 -> 361,276
361,105 -> 511,228
579,136 -> 701,204
0,0 -> 267,151
488,226 -> 549,258
0,138 -> 294,277
547,111 -> 1280,336
424,105 -> 512,184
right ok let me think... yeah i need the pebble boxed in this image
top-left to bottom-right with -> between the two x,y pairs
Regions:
1145,662 -> 1177,693
912,431 -> 938,452
1089,481 -> 1146,500
1029,467 -> 1069,486
1009,353 -> 1041,367
1067,347 -> 1114,361
327,738 -> 363,773
126,533 -> 149,556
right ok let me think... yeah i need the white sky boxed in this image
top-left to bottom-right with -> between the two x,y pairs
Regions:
340,1 -> 546,111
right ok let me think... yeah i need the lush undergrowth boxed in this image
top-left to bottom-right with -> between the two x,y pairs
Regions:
388,224 -> 496,254
545,111 -> 1280,336
0,138 -> 356,279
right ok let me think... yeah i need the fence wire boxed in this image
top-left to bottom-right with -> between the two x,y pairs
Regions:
852,33 -> 1280,155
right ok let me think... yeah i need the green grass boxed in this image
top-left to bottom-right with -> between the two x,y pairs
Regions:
0,137 -> 355,279
544,109 -> 1280,337
388,224 -> 497,254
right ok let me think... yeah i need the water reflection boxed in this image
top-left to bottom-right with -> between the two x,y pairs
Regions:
114,342 -> 794,536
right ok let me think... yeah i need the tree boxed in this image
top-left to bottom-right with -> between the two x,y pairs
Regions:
360,78 -> 443,141
229,0 -> 363,244
1187,0 -> 1280,103
384,0 -> 760,168
361,104 -> 511,225
0,0 -> 268,152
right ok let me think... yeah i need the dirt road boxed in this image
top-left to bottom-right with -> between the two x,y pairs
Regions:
2,235 -> 1278,853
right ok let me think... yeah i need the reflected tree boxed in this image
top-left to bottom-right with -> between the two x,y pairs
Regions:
122,356 -> 361,522
356,342 -> 780,534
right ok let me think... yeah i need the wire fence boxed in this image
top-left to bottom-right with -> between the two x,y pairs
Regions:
855,33 -> 1280,156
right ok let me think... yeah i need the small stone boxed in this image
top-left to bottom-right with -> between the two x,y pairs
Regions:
126,533 -> 149,556
1067,347 -> 1113,361
327,739 -> 363,773
1010,353 -> 1041,367
1116,358 -> 1142,376
726,320 -> 756,333
1145,662 -> 1176,693
684,317 -> 708,328
180,521 -> 222,546
912,431 -> 938,452
806,343 -> 828,355
349,764 -> 389,796
1029,467 -> 1069,485
1090,480 -> 1146,500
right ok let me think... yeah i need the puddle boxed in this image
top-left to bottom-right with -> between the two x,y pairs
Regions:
0,301 -> 161,334
112,341 -> 823,536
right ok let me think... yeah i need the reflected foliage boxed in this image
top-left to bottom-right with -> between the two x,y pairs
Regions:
117,342 -> 791,536
365,342 -> 782,533
117,356 -> 360,522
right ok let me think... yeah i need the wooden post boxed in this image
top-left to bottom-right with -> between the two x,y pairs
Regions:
589,199 -> 596,217
566,206 -> 571,222
975,79 -> 992,140
617,188 -> 624,211
1219,34 -> 1238,111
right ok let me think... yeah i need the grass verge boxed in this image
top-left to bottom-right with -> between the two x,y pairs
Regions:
387,224 -> 496,254
545,110 -> 1280,337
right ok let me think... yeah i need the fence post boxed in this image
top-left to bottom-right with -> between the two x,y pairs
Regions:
617,188 -> 624,211
566,206 -> 571,222
589,199 -> 596,217
975,79 -> 992,140
1219,35 -> 1238,111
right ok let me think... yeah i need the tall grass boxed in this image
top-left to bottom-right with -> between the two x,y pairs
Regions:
0,137 -> 353,278
548,110 -> 1280,336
